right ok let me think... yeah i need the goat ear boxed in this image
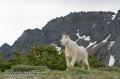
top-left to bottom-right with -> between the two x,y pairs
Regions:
62,32 -> 67,36
66,35 -> 69,37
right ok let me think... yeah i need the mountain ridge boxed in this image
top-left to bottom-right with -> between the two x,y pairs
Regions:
0,10 -> 120,66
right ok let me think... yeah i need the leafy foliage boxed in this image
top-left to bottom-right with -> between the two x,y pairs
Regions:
0,52 -> 11,72
0,52 -> 4,64
0,64 -> 11,72
88,53 -> 103,68
8,51 -> 27,65
0,45 -> 103,71
27,45 -> 66,70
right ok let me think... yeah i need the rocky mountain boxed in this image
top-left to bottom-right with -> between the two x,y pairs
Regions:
0,43 -> 12,59
0,10 -> 120,66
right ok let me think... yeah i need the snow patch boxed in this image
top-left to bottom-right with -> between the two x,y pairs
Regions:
76,33 -> 86,39
76,29 -> 85,40
75,34 -> 85,42
51,43 -> 61,54
107,22 -> 110,24
108,41 -> 115,50
77,29 -> 79,32
76,29 -> 91,42
84,36 -> 91,41
102,34 -> 111,43
92,34 -> 111,49
112,15 -> 116,20
93,24 -> 95,28
76,34 -> 91,42
92,42 -> 101,49
108,55 -> 115,66
86,41 -> 97,49
56,46 -> 61,52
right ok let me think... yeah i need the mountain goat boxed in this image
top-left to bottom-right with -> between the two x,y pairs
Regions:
60,33 -> 90,70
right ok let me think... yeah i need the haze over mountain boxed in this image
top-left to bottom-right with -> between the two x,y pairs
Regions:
0,10 -> 120,66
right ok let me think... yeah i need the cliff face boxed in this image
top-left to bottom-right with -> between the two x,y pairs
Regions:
1,10 -> 120,66
12,28 -> 46,52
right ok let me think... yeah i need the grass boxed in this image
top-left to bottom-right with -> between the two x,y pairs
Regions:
0,66 -> 120,79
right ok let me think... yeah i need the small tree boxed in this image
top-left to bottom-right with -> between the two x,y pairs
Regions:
88,53 -> 103,68
8,51 -> 27,66
0,52 -> 11,72
0,52 -> 4,64
27,45 -> 66,70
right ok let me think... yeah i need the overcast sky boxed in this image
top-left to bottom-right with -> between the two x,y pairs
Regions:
0,0 -> 119,46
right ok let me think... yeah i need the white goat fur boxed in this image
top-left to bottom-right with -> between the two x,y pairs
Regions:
60,34 -> 90,70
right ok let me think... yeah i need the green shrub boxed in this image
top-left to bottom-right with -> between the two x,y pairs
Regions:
27,45 -> 67,70
88,53 -> 103,68
11,65 -> 49,72
11,65 -> 32,72
7,45 -> 102,71
0,64 -> 11,72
